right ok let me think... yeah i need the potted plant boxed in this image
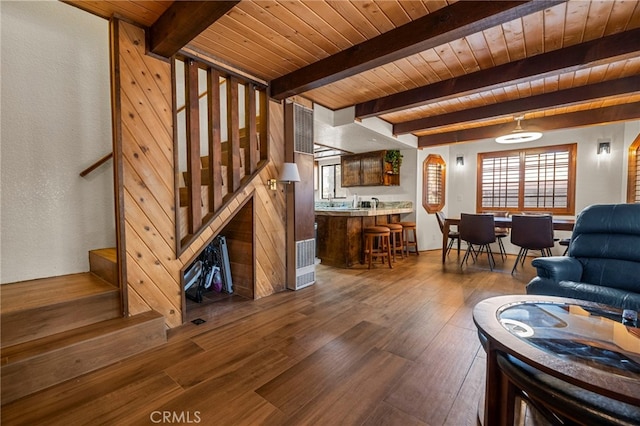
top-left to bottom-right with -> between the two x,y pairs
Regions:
385,150 -> 403,174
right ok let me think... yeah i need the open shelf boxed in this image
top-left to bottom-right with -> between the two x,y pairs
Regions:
182,196 -> 256,324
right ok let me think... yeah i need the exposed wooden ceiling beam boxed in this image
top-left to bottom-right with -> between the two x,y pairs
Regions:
149,1 -> 240,58
357,28 -> 640,119
269,0 -> 562,100
417,102 -> 640,148
394,75 -> 640,135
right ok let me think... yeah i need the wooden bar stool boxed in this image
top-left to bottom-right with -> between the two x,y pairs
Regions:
399,222 -> 419,256
363,226 -> 392,269
386,223 -> 404,262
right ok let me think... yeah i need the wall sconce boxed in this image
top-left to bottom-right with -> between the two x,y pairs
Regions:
456,155 -> 464,166
597,139 -> 611,155
269,162 -> 301,190
280,162 -> 301,183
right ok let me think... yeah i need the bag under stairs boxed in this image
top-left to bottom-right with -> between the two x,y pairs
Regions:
0,248 -> 166,405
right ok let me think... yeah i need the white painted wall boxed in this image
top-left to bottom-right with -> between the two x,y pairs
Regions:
623,121 -> 640,196
314,105 -> 418,211
1,1 -> 114,283
416,145 -> 451,251
315,121 -> 639,254
315,147 -> 417,216
418,121 -> 639,254
175,64 -> 233,176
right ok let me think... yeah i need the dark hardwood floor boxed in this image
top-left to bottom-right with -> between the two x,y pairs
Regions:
1,250 -> 535,425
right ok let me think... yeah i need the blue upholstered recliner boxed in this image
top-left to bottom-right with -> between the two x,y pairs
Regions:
526,204 -> 640,311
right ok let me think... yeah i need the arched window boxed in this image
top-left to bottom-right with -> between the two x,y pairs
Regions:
423,154 -> 446,213
627,134 -> 640,203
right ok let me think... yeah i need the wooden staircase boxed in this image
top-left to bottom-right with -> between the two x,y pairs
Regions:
178,149 -> 246,240
0,248 -> 166,405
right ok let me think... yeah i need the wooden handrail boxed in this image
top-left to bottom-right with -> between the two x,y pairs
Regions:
176,90 -> 208,115
80,152 -> 113,177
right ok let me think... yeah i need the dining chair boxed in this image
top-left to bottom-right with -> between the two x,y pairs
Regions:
459,213 -> 496,271
559,237 -> 571,256
490,211 -> 509,261
435,211 -> 460,256
520,211 -> 563,245
510,214 -> 555,274
519,211 -> 553,215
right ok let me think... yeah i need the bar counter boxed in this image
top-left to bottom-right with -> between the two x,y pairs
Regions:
315,203 -> 413,268
314,206 -> 413,217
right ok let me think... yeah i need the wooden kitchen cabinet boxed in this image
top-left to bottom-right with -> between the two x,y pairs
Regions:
341,154 -> 362,187
340,150 -> 399,187
360,152 -> 384,186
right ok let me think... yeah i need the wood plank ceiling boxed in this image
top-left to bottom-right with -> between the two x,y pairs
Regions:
66,0 -> 640,147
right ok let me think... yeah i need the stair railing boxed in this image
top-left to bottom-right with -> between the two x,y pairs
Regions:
79,152 -> 113,177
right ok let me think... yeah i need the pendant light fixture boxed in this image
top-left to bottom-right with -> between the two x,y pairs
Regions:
495,115 -> 542,144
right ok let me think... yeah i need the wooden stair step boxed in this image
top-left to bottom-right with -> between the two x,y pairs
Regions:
89,248 -> 117,286
0,310 -> 166,405
200,146 -> 246,168
183,168 -> 213,186
179,185 -> 211,208
1,273 -> 120,347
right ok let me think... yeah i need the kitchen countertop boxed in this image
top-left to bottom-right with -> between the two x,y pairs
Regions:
314,206 -> 413,217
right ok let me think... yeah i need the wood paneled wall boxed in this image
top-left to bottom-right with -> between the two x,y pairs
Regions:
112,19 -> 286,329
219,197 -> 254,300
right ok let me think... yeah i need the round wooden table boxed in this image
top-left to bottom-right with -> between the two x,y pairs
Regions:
473,295 -> 640,426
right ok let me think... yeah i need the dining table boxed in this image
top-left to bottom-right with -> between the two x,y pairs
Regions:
441,216 -> 575,264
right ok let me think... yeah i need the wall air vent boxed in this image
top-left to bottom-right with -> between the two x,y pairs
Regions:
290,238 -> 315,290
294,104 -> 314,155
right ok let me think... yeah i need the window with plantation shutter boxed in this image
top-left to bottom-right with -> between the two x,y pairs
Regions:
523,149 -> 570,210
477,144 -> 576,215
423,154 -> 446,213
627,135 -> 640,203
635,153 -> 640,203
480,154 -> 520,209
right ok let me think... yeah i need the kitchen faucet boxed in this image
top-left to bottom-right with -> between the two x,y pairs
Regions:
372,197 -> 379,208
